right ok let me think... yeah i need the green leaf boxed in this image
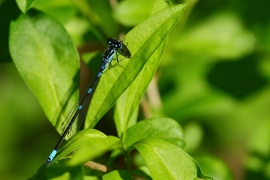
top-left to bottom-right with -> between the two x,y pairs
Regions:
131,166 -> 152,180
16,0 -> 35,13
114,90 -> 139,138
32,0 -> 78,25
113,1 -> 170,139
124,117 -> 185,151
194,155 -> 234,180
29,164 -> 84,180
150,0 -> 172,15
53,129 -> 120,165
134,139 -> 212,180
114,38 -> 166,139
169,13 -> 255,59
9,11 -> 80,133
102,170 -> 131,180
71,0 -> 118,40
85,3 -> 188,129
114,0 -> 156,26
114,0 -> 172,27
109,117 -> 185,166
183,122 -> 204,153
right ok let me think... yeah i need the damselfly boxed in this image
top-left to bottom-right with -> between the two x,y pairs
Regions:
45,38 -> 131,164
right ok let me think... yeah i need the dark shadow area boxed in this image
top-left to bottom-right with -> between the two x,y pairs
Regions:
207,54 -> 268,99
0,0 -> 21,63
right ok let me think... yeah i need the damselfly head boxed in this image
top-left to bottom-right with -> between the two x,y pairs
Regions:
107,38 -> 122,49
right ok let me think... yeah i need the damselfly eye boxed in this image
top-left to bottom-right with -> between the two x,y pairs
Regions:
107,38 -> 113,45
114,42 -> 122,49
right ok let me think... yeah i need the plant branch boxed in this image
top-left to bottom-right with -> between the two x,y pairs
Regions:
84,161 -> 111,173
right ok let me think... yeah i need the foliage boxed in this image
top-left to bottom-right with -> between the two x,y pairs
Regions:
1,0 -> 269,180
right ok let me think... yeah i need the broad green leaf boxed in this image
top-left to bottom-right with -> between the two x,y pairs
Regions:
68,136 -> 120,166
85,3 -> 188,129
9,11 -> 80,133
114,89 -> 139,138
109,117 -> 185,166
53,129 -> 120,165
114,38 -> 166,140
113,0 -> 171,136
102,170 -> 131,180
125,117 -> 185,150
134,139 -> 212,180
16,0 -> 35,13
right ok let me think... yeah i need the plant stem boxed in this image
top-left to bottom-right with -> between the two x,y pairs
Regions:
84,161 -> 111,173
125,151 -> 131,172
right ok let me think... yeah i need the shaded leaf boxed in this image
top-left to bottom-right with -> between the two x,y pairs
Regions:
71,0 -> 118,40
28,163 -> 84,180
131,166 -> 152,180
16,0 -> 35,13
169,13 -> 255,59
194,154 -> 234,180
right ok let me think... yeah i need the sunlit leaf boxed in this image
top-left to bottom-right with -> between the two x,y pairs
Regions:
134,139 -> 212,180
113,30 -> 166,139
113,0 -> 171,139
85,3 -> 188,129
102,170 -> 131,180
9,10 -> 80,132
53,129 -> 120,165
124,118 -> 185,150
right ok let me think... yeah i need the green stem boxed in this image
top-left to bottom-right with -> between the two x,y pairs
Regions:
125,151 -> 131,172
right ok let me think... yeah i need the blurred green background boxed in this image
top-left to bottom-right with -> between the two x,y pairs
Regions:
0,0 -> 269,179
